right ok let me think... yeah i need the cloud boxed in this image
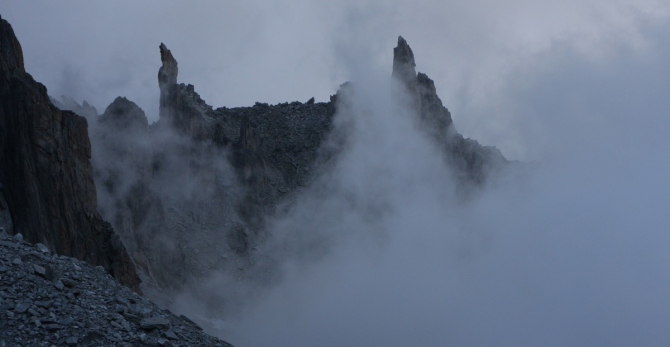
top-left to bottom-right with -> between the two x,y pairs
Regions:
224,46 -> 670,345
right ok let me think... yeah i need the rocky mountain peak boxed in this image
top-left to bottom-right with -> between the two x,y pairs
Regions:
0,15 -> 24,74
101,96 -> 148,132
392,36 -> 417,86
158,43 -> 178,87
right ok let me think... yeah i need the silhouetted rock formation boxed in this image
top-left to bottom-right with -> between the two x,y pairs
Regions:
0,15 -> 141,292
65,37 -> 505,295
100,96 -> 149,132
158,44 -> 213,138
392,35 -> 456,140
392,36 -> 505,184
392,36 -> 418,87
158,43 -> 178,87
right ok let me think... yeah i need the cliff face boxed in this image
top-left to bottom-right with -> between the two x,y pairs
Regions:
0,15 -> 141,292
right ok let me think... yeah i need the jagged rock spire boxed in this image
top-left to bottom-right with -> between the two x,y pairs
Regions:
392,36 -> 417,86
392,35 -> 455,142
158,43 -> 178,87
101,96 -> 148,132
0,14 -> 25,74
158,43 -> 179,123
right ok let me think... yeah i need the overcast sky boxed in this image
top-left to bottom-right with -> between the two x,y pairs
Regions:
2,0 -> 669,160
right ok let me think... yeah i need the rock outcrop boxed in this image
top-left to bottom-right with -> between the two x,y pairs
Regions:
51,37 -> 506,300
100,96 -> 149,132
0,15 -> 140,292
393,35 -> 454,140
158,43 -> 213,138
392,36 -> 505,184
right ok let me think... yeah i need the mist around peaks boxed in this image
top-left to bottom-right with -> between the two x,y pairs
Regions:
220,46 -> 670,347
51,26 -> 670,347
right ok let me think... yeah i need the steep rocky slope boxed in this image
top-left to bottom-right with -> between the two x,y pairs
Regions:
0,15 -> 140,292
0,229 -> 232,347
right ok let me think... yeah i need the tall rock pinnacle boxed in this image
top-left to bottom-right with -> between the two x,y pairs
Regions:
391,35 -> 454,142
158,43 -> 178,123
158,43 -> 178,87
158,42 -> 179,122
156,43 -> 213,136
391,35 -> 507,184
392,36 -> 417,86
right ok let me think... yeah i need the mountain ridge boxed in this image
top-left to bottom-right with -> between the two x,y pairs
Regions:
0,12 -> 508,343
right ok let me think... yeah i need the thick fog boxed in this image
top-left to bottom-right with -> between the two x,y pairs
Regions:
3,2 -> 670,346
214,34 -> 670,346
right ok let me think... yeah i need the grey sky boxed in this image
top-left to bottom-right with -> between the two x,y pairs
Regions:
2,0 -> 669,160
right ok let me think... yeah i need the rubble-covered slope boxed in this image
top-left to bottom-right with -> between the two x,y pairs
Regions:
0,229 -> 233,347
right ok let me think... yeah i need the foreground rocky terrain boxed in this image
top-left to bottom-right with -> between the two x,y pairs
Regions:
0,229 -> 232,346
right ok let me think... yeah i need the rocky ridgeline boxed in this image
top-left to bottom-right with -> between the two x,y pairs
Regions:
50,34 -> 508,297
0,229 -> 233,347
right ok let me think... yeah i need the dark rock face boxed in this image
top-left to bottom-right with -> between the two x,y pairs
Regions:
392,36 -> 418,86
158,43 -> 214,138
0,15 -> 140,292
158,43 -> 178,87
0,183 -> 13,233
392,36 -> 455,140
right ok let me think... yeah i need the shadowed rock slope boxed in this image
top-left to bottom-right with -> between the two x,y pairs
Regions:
0,15 -> 141,292
0,230 -> 233,346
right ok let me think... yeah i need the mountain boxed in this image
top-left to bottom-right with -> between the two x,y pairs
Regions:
0,11 -> 507,343
56,36 -> 505,297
